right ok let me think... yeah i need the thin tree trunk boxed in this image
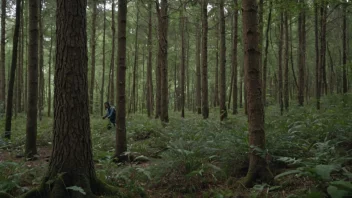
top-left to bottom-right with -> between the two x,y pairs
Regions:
298,0 -> 305,106
180,3 -> 185,118
201,0 -> 209,119
284,11 -> 289,111
242,0 -> 272,187
108,0 -> 116,104
315,3 -> 320,109
100,1 -> 106,116
146,2 -> 154,118
195,14 -> 201,114
214,21 -> 219,108
278,13 -> 284,115
4,0 -> 21,139
48,26 -> 53,117
342,2 -> 347,93
38,0 -> 44,121
89,0 -> 97,114
232,1 -> 238,114
132,4 -> 139,114
219,0 -> 227,120
116,0 -> 127,157
262,1 -> 272,107
320,2 -> 327,96
25,0 -> 38,157
0,0 -> 6,112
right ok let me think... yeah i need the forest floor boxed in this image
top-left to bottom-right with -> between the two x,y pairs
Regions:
0,94 -> 352,198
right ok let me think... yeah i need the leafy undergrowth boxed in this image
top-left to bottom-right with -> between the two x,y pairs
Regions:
0,94 -> 351,197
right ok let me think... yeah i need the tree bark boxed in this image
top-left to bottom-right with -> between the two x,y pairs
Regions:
116,0 -> 127,157
284,11 -> 289,111
201,0 -> 209,119
219,0 -> 227,121
48,26 -> 53,117
298,0 -> 305,106
4,0 -> 21,139
214,20 -> 219,108
25,0 -> 39,158
180,2 -> 185,118
132,3 -> 139,114
156,0 -> 169,123
342,2 -> 347,93
38,0 -> 44,121
320,2 -> 327,96
315,2 -> 320,109
241,0 -> 272,187
108,0 -> 116,104
278,13 -> 283,115
0,0 -> 6,112
195,13 -> 201,115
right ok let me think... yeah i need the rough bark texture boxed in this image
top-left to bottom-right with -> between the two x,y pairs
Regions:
4,0 -> 21,139
201,0 -> 209,119
195,15 -> 201,114
146,1 -> 154,118
241,0 -> 272,187
0,0 -> 6,112
232,1 -> 238,115
100,1 -> 106,116
48,27 -> 53,117
25,0 -> 39,158
89,0 -> 97,114
315,3 -> 320,110
156,0 -> 169,123
342,2 -> 347,93
298,0 -> 305,106
262,1 -> 272,107
214,20 -> 219,108
219,0 -> 227,121
108,0 -> 116,104
320,3 -> 327,96
116,0 -> 127,157
131,4 -> 139,114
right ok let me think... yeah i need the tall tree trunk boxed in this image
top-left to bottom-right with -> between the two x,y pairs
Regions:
100,1 -> 106,116
155,5 -> 161,119
146,2 -> 154,118
38,0 -> 44,121
232,0 -> 239,114
48,26 -> 53,117
180,3 -> 185,118
156,0 -> 169,123
315,3 -> 320,109
0,0 -> 6,112
116,0 -> 127,157
89,0 -> 97,114
25,0 -> 38,158
320,2 -> 327,96
298,0 -> 305,106
108,0 -> 116,104
284,11 -> 289,111
278,13 -> 283,115
195,14 -> 201,115
219,0 -> 227,121
4,0 -> 21,139
342,2 -> 347,93
242,0 -> 272,187
132,4 -> 139,114
201,0 -> 209,119
327,43 -> 335,94
262,1 -> 272,107
214,21 -> 219,108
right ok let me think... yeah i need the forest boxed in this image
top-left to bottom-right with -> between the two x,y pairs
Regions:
0,0 -> 351,197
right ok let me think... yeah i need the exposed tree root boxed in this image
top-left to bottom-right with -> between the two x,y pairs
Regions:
237,165 -> 274,188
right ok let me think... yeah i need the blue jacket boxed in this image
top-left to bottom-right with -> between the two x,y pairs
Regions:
105,106 -> 116,123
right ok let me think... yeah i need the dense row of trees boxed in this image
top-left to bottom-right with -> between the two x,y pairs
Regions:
0,0 -> 351,195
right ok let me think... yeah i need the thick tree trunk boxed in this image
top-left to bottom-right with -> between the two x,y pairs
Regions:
232,1 -> 239,114
195,16 -> 201,115
100,1 -> 106,116
241,0 -> 272,187
156,0 -> 169,123
89,0 -> 97,114
4,0 -> 21,139
201,0 -> 209,119
25,0 -> 39,158
146,2 -> 154,118
116,0 -> 127,157
0,0 -> 6,112
262,1 -> 272,107
219,0 -> 227,121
